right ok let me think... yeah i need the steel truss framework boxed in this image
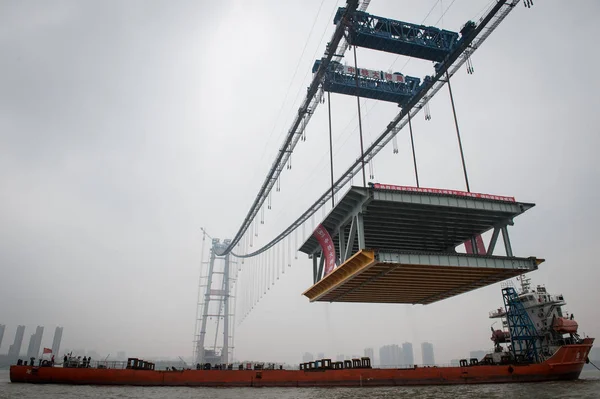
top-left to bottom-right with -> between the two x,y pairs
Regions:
334,7 -> 461,62
300,185 -> 542,305
502,286 -> 540,362
301,186 -> 534,284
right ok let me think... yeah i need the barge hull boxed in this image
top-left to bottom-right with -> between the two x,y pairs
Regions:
10,340 -> 593,387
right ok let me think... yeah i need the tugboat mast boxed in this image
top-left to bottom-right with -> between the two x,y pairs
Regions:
517,274 -> 531,293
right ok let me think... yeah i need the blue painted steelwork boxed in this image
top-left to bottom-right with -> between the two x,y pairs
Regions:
434,21 -> 477,72
502,287 -> 540,363
334,8 -> 462,62
313,60 -> 421,106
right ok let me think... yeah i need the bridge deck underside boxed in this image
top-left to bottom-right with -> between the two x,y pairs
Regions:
302,250 -> 541,305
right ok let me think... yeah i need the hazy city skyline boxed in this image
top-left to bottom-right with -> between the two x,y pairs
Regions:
1,0 -> 599,366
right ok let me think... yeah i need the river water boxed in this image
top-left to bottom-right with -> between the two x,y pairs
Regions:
1,370 -> 599,398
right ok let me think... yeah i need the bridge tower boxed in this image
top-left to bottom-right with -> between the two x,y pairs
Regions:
193,238 -> 237,366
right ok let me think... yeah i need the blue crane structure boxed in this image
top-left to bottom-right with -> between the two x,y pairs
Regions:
334,7 -> 475,63
312,60 -> 421,105
502,286 -> 540,363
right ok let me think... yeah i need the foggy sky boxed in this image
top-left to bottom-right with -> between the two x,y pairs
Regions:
1,0 -> 599,365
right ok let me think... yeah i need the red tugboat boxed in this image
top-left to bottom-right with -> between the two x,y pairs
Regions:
10,277 -> 594,387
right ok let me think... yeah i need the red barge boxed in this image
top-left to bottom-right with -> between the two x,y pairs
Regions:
6,344 -> 594,387
10,279 -> 595,387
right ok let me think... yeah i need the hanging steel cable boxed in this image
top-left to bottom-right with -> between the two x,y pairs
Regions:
232,0 -> 520,259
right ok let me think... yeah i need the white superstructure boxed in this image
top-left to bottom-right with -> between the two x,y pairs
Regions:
487,276 -> 580,363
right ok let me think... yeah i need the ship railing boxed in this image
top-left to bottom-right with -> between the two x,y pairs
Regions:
547,294 -> 566,304
84,360 -> 128,370
68,360 -> 508,371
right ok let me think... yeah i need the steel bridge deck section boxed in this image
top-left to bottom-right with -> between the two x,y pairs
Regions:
299,186 -> 534,256
302,250 -> 542,305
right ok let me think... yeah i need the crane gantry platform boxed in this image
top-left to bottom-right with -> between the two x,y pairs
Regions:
334,7 -> 470,62
312,60 -> 421,105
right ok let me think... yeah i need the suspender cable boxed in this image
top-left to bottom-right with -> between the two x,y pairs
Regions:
281,240 -> 285,274
263,253 -> 266,296
294,229 -> 298,260
252,260 -> 255,307
277,243 -> 280,280
327,91 -> 335,207
407,112 -> 420,188
271,247 -> 275,285
353,45 -> 367,188
446,71 -> 470,192
288,235 -> 292,267
258,253 -> 262,297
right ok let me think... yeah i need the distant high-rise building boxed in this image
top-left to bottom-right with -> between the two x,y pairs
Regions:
26,334 -> 36,359
317,352 -> 325,360
421,342 -> 435,365
469,350 -> 487,360
8,325 -> 25,360
378,346 -> 386,366
402,342 -> 414,366
34,326 -> 44,358
26,326 -> 44,359
0,324 -> 5,351
364,347 -> 374,363
51,327 -> 63,356
450,359 -> 460,366
379,344 -> 402,367
302,352 -> 314,363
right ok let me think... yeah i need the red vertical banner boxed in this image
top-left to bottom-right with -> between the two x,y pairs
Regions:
464,235 -> 487,255
464,239 -> 474,254
313,224 -> 337,277
475,235 -> 487,255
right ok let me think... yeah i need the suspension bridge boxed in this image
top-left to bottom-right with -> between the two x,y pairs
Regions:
193,0 -> 539,365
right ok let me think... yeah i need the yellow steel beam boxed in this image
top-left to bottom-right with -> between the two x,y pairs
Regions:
302,250 -> 375,302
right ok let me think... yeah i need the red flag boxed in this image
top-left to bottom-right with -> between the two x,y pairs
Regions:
43,348 -> 52,354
